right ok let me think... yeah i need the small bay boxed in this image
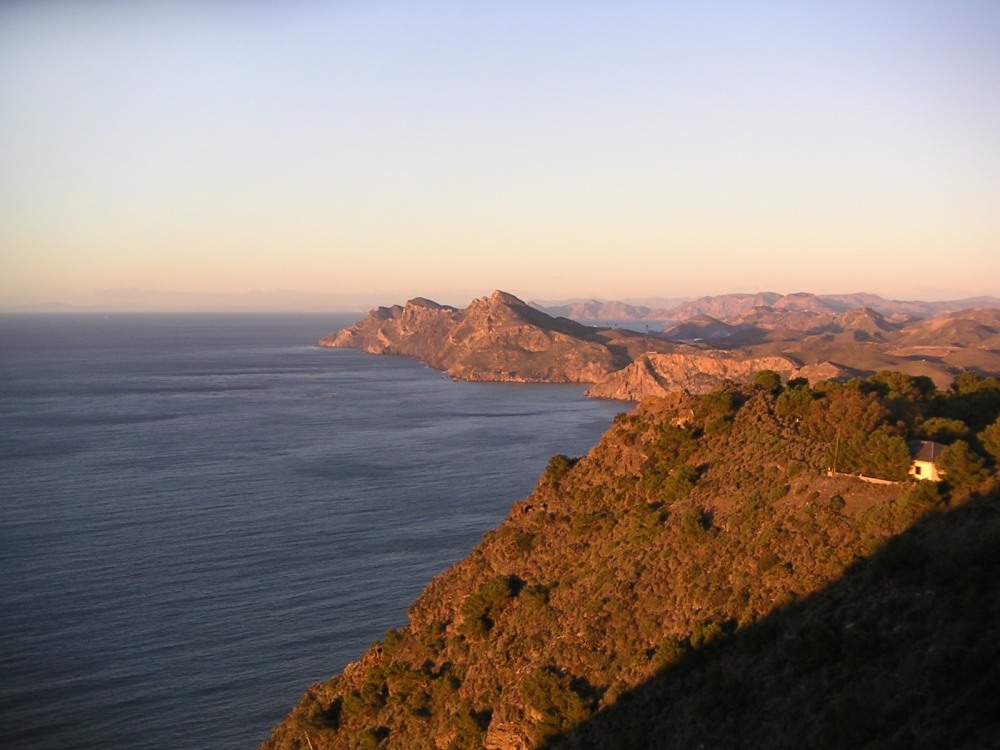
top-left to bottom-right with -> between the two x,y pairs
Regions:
0,313 -> 624,748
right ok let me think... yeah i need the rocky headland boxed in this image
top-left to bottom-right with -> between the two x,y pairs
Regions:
323,290 -> 1000,399
323,291 -> 692,387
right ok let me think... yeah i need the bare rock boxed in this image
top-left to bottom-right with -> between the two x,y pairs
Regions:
587,352 -> 799,400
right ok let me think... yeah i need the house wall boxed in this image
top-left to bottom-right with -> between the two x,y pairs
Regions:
908,459 -> 941,482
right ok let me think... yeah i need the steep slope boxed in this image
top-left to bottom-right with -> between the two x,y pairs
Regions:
261,376 -> 1000,750
893,307 -> 1000,349
832,306 -> 896,339
553,488 -> 1000,749
585,352 -> 799,400
323,291 -> 681,384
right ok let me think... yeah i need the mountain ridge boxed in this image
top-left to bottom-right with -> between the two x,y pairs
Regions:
533,292 -> 1000,322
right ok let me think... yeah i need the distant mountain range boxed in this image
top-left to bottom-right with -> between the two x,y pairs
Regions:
533,292 -> 1000,323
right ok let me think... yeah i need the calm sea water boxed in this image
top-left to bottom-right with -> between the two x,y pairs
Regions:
0,314 -> 625,749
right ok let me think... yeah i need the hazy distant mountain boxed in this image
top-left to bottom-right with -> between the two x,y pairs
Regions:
530,298 -> 683,321
661,314 -> 739,341
894,308 -> 1000,349
531,298 -> 655,321
665,292 -> 787,321
535,292 -> 1000,324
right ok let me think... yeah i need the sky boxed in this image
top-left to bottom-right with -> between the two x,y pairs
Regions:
1,1 -> 998,312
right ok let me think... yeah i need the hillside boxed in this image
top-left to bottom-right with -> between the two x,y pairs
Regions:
322,291 -> 684,384
262,373 -> 1000,749
585,352 -> 799,400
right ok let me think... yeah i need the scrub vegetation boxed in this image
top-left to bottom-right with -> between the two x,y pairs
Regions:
263,371 -> 1000,750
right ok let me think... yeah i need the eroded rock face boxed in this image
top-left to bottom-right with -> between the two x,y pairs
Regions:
322,291 -> 676,385
586,352 -> 799,400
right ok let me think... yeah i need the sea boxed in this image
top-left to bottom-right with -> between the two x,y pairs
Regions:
0,313 -> 626,749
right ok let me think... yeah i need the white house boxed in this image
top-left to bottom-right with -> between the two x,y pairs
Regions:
908,440 -> 945,482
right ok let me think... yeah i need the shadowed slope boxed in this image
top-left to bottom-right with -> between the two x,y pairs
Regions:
549,487 -> 1000,749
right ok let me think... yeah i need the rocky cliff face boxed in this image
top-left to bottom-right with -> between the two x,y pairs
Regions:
586,352 -> 799,400
323,291 -> 679,385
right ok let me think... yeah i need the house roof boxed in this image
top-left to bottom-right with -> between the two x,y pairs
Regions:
908,440 -> 946,463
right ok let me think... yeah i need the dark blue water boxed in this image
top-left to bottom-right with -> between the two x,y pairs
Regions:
0,314 -> 624,749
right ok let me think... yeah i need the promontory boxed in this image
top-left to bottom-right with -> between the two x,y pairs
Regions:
322,291 -> 797,398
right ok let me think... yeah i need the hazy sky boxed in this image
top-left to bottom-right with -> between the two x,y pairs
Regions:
2,1 -> 998,311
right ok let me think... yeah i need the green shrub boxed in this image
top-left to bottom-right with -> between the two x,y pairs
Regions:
679,506 -> 711,537
700,390 -> 738,419
357,726 -> 389,750
689,620 -> 724,650
902,481 -> 945,515
660,464 -> 700,504
918,417 -> 969,443
382,627 -> 404,659
544,454 -> 578,484
523,666 -> 591,740
939,440 -> 989,489
979,416 -> 1000,464
460,575 -> 521,638
855,428 -> 911,481
651,637 -> 687,670
775,384 -> 814,421
753,369 -> 783,393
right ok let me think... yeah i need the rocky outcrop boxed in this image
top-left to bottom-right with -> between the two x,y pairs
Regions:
322,291 -> 680,385
586,352 -> 799,400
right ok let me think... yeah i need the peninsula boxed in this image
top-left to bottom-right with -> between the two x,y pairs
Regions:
322,290 -> 1000,399
321,290 -> 683,385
